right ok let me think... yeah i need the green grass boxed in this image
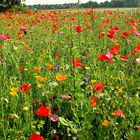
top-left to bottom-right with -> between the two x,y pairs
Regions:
0,8 -> 140,140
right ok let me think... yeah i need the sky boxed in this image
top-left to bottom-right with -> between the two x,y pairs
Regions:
24,0 -> 111,5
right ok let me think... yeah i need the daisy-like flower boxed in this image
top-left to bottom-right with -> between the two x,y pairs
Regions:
10,87 -> 19,96
34,67 -> 41,72
36,76 -> 47,82
102,120 -> 110,126
48,64 -> 54,70
56,74 -> 66,82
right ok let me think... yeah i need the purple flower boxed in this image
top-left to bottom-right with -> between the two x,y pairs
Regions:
83,77 -> 88,82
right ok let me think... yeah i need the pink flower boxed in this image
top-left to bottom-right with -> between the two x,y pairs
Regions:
106,51 -> 114,59
20,26 -> 27,32
135,31 -> 140,36
51,114 -> 58,122
0,35 -> 10,40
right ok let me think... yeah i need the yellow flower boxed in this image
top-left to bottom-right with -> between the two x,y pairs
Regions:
116,86 -> 123,93
37,84 -> 44,88
91,80 -> 97,83
22,107 -> 29,112
102,120 -> 110,126
112,40 -> 118,44
9,114 -> 19,120
137,86 -> 140,90
36,76 -> 47,82
10,87 -> 19,96
56,74 -> 66,82
24,68 -> 28,71
115,55 -> 121,60
85,67 -> 90,70
48,64 -> 54,70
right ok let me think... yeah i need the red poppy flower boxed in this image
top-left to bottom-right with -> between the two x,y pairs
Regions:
131,45 -> 140,56
123,31 -> 129,37
107,31 -> 116,39
122,56 -> 128,61
98,33 -> 105,39
0,34 -> 10,40
135,126 -> 140,131
55,52 -> 61,57
111,26 -> 119,31
97,54 -> 112,63
34,105 -> 51,117
131,21 -> 139,29
20,26 -> 27,32
90,97 -> 97,109
18,66 -> 24,72
73,58 -> 83,67
120,36 -> 126,39
29,133 -> 44,140
20,84 -> 31,92
92,82 -> 105,92
75,25 -> 82,33
112,109 -> 124,117
110,44 -> 120,54
53,24 -> 58,31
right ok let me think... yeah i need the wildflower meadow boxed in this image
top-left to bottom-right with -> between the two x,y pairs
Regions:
0,8 -> 140,140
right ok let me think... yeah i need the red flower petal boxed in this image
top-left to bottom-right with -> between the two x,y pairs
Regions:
29,133 -> 44,140
34,105 -> 51,117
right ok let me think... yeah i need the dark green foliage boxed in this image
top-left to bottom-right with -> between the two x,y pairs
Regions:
0,0 -> 21,12
28,0 -> 140,10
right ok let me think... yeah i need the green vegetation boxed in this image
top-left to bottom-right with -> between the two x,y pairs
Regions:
0,8 -> 140,139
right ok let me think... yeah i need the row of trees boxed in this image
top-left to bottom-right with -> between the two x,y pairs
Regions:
0,0 -> 21,11
0,0 -> 140,12
28,0 -> 140,10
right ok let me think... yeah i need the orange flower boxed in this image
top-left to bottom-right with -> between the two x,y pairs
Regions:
36,76 -> 47,82
34,67 -> 41,72
48,64 -> 54,70
90,97 -> 97,109
102,120 -> 110,126
112,109 -> 124,117
56,74 -> 66,82
110,44 -> 120,54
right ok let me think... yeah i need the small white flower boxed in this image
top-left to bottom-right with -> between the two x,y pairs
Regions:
136,58 -> 140,63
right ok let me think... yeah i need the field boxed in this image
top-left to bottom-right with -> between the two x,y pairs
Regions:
0,8 -> 140,140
